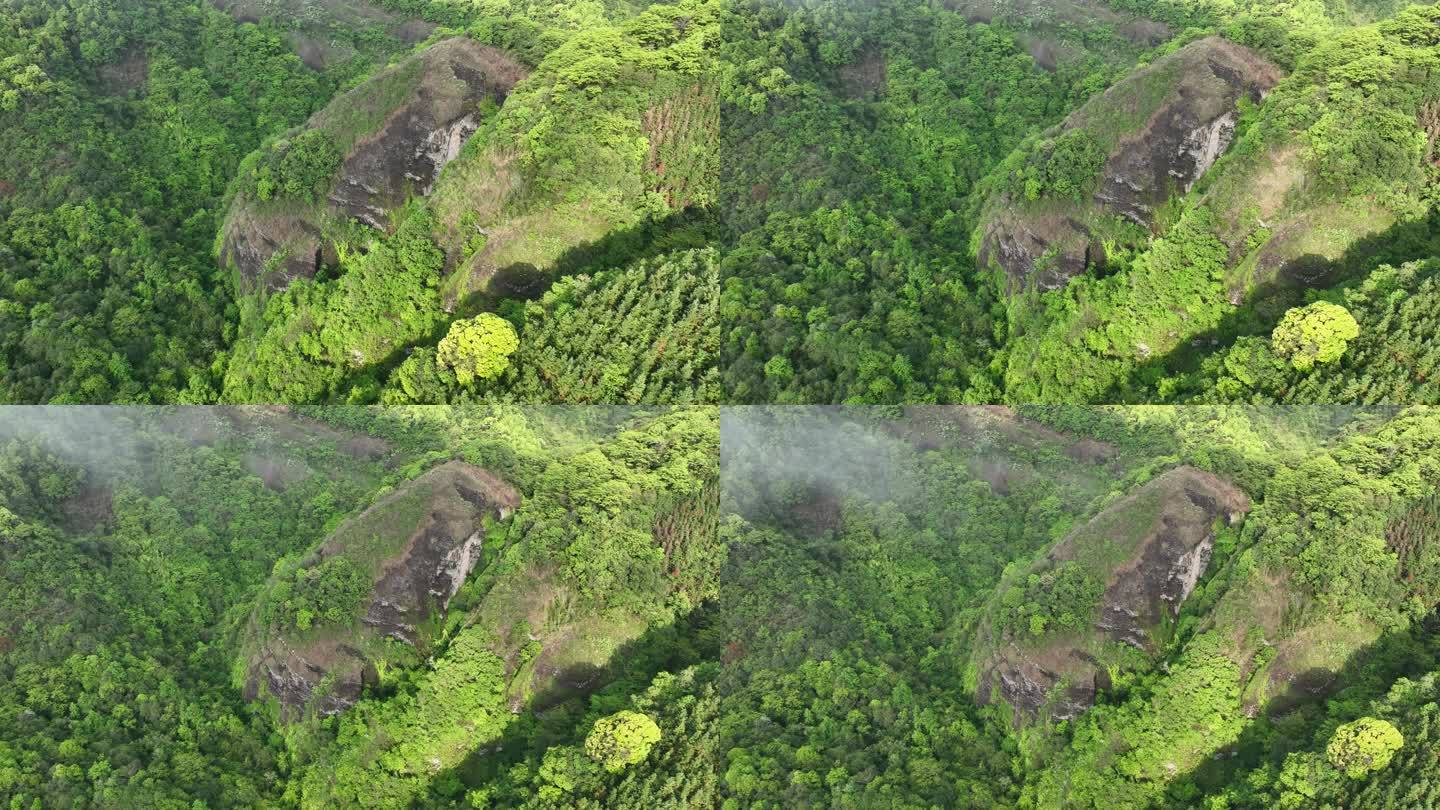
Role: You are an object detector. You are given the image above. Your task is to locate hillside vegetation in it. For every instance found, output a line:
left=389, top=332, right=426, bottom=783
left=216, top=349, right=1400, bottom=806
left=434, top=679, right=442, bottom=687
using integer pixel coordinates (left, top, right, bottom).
left=720, top=0, right=1440, bottom=405
left=561, top=405, right=1440, bottom=809
left=1001, top=4, right=1440, bottom=404
left=5, top=0, right=1440, bottom=404
left=14, top=406, right=1440, bottom=807
left=0, top=0, right=719, bottom=404
left=0, top=405, right=719, bottom=807
left=423, top=403, right=1440, bottom=808
left=219, top=0, right=722, bottom=405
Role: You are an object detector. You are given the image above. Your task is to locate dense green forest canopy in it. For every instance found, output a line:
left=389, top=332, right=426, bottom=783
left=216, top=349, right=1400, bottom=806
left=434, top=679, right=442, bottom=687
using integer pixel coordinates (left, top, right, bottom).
left=0, top=405, right=719, bottom=807
left=676, top=405, right=1440, bottom=809
left=5, top=0, right=1440, bottom=404
left=0, top=0, right=719, bottom=405
left=719, top=0, right=1440, bottom=405
left=12, top=405, right=1440, bottom=807
left=207, top=403, right=1440, bottom=809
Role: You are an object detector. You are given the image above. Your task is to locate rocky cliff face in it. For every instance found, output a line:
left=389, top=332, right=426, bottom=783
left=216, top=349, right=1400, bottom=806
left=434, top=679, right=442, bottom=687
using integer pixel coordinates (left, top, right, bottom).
left=243, top=461, right=520, bottom=718
left=219, top=208, right=331, bottom=290
left=359, top=471, right=514, bottom=646
left=975, top=466, right=1251, bottom=723
left=322, top=49, right=521, bottom=230
left=219, top=38, right=526, bottom=291
left=246, top=634, right=375, bottom=718
left=978, top=37, right=1282, bottom=291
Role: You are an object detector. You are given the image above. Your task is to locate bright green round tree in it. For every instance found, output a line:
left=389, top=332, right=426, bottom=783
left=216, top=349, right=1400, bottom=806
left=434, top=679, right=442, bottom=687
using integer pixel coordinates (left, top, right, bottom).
left=1271, top=301, right=1359, bottom=371
left=436, top=313, right=519, bottom=386
left=1326, top=717, right=1403, bottom=779
left=584, top=710, right=661, bottom=773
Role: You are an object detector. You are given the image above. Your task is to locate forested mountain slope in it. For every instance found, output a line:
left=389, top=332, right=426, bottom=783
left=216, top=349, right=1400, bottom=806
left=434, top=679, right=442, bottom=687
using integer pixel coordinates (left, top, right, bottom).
left=718, top=0, right=1109, bottom=403
left=221, top=0, right=722, bottom=405
left=574, top=405, right=1440, bottom=809
left=218, top=37, right=527, bottom=291
left=241, top=460, right=521, bottom=718
left=0, top=405, right=719, bottom=807
left=1002, top=4, right=1440, bottom=404
left=6, top=0, right=1440, bottom=405
left=976, top=36, right=1283, bottom=291
left=0, top=0, right=719, bottom=404
left=720, top=0, right=1440, bottom=405
left=13, top=407, right=1440, bottom=808
left=0, top=0, right=332, bottom=403
left=972, top=465, right=1252, bottom=725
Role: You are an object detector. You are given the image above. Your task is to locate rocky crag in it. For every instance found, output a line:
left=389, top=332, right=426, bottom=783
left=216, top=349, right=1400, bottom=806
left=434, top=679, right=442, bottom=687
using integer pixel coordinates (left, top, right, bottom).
left=978, top=37, right=1282, bottom=291
left=219, top=38, right=526, bottom=290
left=974, top=466, right=1251, bottom=723
left=243, top=461, right=520, bottom=718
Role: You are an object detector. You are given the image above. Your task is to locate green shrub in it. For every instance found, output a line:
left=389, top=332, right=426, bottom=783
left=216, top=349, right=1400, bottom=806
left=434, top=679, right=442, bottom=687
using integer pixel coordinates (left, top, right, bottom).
left=584, top=710, right=662, bottom=773
left=269, top=556, right=371, bottom=632
left=251, top=130, right=342, bottom=203
left=1020, top=130, right=1108, bottom=202
left=1328, top=717, right=1404, bottom=779
left=1271, top=301, right=1360, bottom=371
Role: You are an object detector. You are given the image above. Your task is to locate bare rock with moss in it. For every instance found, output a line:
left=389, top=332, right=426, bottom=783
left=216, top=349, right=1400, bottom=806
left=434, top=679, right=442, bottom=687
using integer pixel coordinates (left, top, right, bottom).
left=219, top=38, right=526, bottom=291
left=978, top=37, right=1282, bottom=291
left=241, top=460, right=520, bottom=719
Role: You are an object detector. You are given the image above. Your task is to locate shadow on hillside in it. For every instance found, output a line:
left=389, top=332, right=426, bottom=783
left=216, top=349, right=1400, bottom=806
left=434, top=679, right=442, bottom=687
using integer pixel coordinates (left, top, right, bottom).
left=1164, top=610, right=1440, bottom=804
left=462, top=204, right=717, bottom=309
left=332, top=205, right=716, bottom=398
left=1107, top=211, right=1440, bottom=401
left=433, top=601, right=720, bottom=797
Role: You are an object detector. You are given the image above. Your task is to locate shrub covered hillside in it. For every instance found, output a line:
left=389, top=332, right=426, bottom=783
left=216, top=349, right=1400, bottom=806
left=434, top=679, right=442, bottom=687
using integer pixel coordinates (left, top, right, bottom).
left=220, top=0, right=722, bottom=405
left=999, top=3, right=1440, bottom=404
left=7, top=0, right=1440, bottom=405
left=546, top=405, right=1440, bottom=809
left=720, top=0, right=1440, bottom=405
left=0, top=405, right=720, bottom=807
left=0, top=0, right=719, bottom=404
left=22, top=405, right=1440, bottom=807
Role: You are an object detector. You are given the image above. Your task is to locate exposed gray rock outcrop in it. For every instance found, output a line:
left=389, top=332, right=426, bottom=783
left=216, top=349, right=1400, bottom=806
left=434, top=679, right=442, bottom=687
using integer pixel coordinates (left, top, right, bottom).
left=975, top=466, right=1252, bottom=723
left=219, top=38, right=526, bottom=291
left=243, top=461, right=520, bottom=718
left=247, top=636, right=374, bottom=718
left=978, top=37, right=1282, bottom=291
